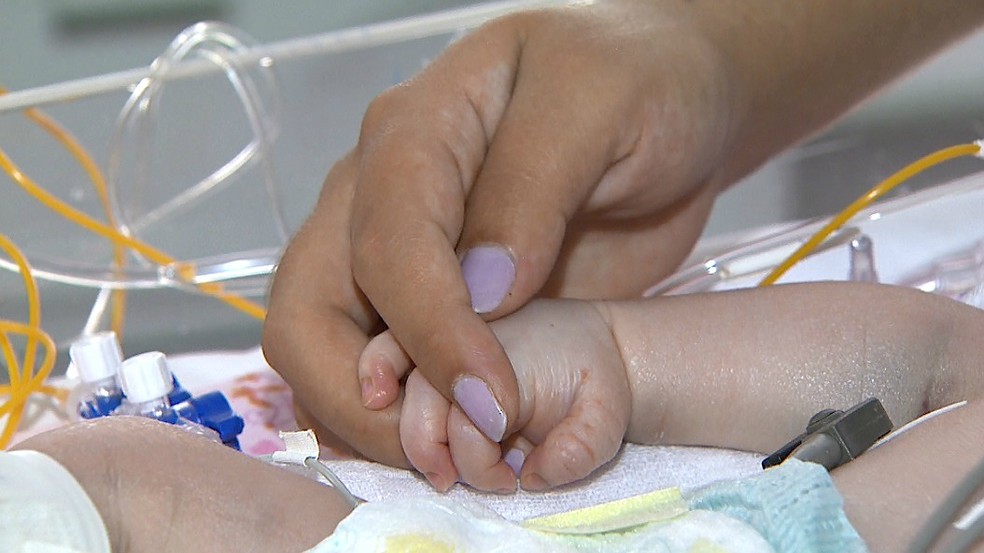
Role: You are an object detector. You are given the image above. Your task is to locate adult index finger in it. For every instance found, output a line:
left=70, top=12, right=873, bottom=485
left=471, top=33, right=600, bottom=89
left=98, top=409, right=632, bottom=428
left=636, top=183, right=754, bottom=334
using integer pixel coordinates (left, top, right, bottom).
left=348, top=20, right=527, bottom=443
left=264, top=154, right=407, bottom=466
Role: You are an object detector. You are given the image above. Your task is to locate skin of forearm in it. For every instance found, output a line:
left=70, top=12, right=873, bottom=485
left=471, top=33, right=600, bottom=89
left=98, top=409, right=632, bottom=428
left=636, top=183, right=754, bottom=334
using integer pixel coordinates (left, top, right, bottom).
left=603, top=282, right=984, bottom=453
left=15, top=417, right=353, bottom=553
left=656, top=0, right=984, bottom=187
left=834, top=398, right=984, bottom=552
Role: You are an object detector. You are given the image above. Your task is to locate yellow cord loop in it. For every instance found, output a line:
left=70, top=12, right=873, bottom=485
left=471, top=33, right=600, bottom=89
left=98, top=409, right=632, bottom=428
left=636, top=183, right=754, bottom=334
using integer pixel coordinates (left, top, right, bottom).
left=0, top=86, right=266, bottom=446
left=0, top=235, right=56, bottom=449
left=759, top=143, right=983, bottom=286
left=3, top=85, right=130, bottom=336
left=0, top=92, right=266, bottom=321
left=0, top=234, right=41, bottom=387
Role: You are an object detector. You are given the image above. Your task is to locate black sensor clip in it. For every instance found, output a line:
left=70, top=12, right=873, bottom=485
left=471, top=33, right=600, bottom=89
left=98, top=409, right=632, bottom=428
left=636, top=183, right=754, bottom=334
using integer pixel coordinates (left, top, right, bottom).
left=762, top=397, right=893, bottom=471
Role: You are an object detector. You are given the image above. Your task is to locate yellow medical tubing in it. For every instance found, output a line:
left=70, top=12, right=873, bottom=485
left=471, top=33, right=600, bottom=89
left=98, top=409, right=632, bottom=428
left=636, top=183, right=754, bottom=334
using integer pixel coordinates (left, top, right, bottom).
left=0, top=90, right=266, bottom=445
left=23, top=107, right=127, bottom=332
left=759, top=143, right=983, bottom=286
left=0, top=323, right=56, bottom=410
left=0, top=233, right=56, bottom=449
left=1, top=86, right=130, bottom=336
left=0, top=322, right=57, bottom=448
left=0, top=233, right=41, bottom=389
left=0, top=335, right=20, bottom=388
left=0, top=147, right=266, bottom=320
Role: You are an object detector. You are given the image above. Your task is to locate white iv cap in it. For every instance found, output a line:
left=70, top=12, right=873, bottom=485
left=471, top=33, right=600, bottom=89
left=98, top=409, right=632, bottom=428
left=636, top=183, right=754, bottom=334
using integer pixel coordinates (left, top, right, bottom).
left=69, top=331, right=124, bottom=384
left=119, top=351, right=174, bottom=403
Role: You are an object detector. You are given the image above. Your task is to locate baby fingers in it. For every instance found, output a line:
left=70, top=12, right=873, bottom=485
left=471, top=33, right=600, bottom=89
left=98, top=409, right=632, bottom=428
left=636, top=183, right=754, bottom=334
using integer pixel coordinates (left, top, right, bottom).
left=400, top=370, right=458, bottom=491
left=447, top=405, right=521, bottom=493
left=519, top=390, right=629, bottom=491
left=359, top=330, right=412, bottom=410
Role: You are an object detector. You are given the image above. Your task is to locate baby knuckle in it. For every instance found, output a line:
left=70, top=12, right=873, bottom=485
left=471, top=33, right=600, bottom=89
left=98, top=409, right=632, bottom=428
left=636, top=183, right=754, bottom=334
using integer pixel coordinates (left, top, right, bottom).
left=551, top=431, right=600, bottom=482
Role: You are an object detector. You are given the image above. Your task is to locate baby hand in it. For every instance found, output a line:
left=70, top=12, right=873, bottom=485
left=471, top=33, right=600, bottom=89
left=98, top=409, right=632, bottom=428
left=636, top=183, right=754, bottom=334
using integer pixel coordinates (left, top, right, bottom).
left=359, top=299, right=630, bottom=492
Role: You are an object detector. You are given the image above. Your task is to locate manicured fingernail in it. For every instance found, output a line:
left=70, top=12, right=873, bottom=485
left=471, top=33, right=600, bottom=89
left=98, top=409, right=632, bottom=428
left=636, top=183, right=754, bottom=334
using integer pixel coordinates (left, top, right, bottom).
left=452, top=376, right=507, bottom=442
left=360, top=377, right=374, bottom=406
left=504, top=448, right=525, bottom=476
left=461, top=246, right=515, bottom=314
left=523, top=472, right=548, bottom=492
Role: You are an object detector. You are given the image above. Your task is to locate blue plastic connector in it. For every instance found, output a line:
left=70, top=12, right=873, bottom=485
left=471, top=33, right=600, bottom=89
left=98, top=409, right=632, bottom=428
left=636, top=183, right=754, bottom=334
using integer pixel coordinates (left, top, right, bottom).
left=173, top=391, right=245, bottom=448
left=78, top=391, right=124, bottom=419
left=81, top=349, right=245, bottom=450
left=168, top=376, right=192, bottom=406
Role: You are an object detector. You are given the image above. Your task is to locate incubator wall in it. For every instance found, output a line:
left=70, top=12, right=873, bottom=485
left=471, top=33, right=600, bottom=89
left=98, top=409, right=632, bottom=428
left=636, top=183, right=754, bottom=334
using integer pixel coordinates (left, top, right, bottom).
left=1, top=2, right=983, bottom=369
left=651, top=173, right=984, bottom=302
left=0, top=1, right=492, bottom=363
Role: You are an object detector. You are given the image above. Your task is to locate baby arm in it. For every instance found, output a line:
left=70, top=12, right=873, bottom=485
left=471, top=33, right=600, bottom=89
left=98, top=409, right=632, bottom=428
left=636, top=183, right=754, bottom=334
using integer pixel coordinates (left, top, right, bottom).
left=13, top=416, right=354, bottom=553
left=375, top=281, right=984, bottom=492
left=834, top=397, right=984, bottom=552
left=611, top=281, right=984, bottom=452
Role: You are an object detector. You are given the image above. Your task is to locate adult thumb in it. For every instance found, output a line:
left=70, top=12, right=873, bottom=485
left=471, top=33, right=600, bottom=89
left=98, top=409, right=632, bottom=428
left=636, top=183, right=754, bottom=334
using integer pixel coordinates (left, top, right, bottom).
left=456, top=76, right=626, bottom=317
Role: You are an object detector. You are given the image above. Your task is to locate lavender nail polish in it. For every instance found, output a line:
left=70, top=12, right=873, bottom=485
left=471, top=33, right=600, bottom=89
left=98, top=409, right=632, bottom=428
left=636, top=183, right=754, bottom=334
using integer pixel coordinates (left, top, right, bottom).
left=452, top=376, right=507, bottom=442
left=504, top=448, right=525, bottom=476
left=461, top=246, right=515, bottom=314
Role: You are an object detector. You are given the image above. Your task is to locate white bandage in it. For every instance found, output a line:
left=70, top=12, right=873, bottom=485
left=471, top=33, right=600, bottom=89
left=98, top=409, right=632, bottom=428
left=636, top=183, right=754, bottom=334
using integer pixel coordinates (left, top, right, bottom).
left=0, top=450, right=111, bottom=553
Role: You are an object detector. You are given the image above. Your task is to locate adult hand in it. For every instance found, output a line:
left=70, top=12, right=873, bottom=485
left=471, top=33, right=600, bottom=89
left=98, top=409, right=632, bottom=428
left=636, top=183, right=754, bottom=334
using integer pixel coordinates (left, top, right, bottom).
left=264, top=0, right=984, bottom=465
left=263, top=0, right=739, bottom=466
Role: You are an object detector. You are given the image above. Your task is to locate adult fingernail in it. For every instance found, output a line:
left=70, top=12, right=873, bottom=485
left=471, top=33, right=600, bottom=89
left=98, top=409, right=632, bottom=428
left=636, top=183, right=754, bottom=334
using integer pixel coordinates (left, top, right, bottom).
left=461, top=246, right=515, bottom=314
left=504, top=448, right=525, bottom=476
left=452, top=376, right=507, bottom=442
left=523, top=472, right=548, bottom=492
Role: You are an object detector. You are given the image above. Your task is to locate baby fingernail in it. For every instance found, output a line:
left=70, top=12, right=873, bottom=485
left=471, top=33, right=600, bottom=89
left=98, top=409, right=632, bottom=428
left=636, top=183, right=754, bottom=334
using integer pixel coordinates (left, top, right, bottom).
left=523, top=472, right=548, bottom=492
left=461, top=246, right=515, bottom=314
left=362, top=355, right=396, bottom=408
left=504, top=448, right=525, bottom=476
left=452, top=376, right=507, bottom=442
left=495, top=484, right=518, bottom=494
left=425, top=472, right=452, bottom=492
left=360, top=377, right=374, bottom=406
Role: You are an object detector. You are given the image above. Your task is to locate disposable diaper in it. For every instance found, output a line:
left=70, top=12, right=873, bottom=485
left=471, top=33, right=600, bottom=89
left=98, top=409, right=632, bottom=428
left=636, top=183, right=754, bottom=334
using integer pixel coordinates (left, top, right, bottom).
left=309, top=459, right=867, bottom=553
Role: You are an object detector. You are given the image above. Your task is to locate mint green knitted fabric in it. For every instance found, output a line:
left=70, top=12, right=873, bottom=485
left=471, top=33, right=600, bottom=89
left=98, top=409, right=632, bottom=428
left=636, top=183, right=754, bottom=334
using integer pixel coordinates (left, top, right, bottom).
left=689, top=459, right=867, bottom=553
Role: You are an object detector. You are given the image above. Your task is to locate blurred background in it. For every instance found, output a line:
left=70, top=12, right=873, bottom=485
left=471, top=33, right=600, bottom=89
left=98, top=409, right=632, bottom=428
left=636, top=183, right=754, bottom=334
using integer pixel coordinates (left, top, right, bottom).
left=1, top=0, right=983, bottom=368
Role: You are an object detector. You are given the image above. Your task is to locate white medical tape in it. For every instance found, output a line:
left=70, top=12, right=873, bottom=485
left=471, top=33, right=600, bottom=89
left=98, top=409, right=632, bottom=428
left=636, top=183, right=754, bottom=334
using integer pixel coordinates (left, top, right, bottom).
left=271, top=429, right=321, bottom=465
